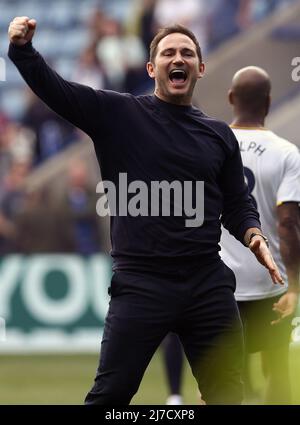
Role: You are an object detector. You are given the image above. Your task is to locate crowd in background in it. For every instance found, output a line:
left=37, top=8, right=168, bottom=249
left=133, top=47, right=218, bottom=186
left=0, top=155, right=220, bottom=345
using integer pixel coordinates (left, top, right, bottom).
left=0, top=0, right=295, bottom=255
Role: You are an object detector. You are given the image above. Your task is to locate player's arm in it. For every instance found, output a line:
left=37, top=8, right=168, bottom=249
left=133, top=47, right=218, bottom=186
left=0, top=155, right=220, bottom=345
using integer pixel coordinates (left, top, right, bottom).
left=8, top=17, right=101, bottom=136
left=271, top=202, right=300, bottom=324
left=0, top=213, right=16, bottom=239
left=277, top=202, right=300, bottom=292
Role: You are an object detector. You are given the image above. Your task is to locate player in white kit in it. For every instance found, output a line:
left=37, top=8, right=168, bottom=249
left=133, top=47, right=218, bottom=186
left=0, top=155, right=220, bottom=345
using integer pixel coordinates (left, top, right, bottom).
left=221, top=66, right=300, bottom=404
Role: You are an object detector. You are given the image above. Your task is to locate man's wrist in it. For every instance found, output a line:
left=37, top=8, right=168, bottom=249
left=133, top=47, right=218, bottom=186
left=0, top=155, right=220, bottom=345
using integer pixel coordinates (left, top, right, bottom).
left=244, top=227, right=262, bottom=246
left=248, top=232, right=269, bottom=248
left=9, top=40, right=33, bottom=52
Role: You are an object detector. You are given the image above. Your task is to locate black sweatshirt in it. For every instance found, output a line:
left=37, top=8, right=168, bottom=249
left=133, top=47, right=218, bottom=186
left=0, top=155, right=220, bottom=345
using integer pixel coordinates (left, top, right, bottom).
left=8, top=42, right=261, bottom=272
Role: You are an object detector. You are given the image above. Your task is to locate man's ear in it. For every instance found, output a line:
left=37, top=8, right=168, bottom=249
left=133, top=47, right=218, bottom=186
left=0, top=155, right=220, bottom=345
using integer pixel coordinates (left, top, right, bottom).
left=265, top=94, right=271, bottom=116
left=198, top=62, right=205, bottom=79
left=147, top=62, right=155, bottom=79
left=228, top=89, right=234, bottom=105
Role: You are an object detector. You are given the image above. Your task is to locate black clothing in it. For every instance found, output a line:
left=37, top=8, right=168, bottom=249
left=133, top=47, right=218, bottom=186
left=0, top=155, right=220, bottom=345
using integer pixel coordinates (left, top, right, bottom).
left=162, top=333, right=184, bottom=396
left=8, top=42, right=260, bottom=273
left=85, top=262, right=244, bottom=405
left=8, top=41, right=260, bottom=405
left=238, top=294, right=292, bottom=353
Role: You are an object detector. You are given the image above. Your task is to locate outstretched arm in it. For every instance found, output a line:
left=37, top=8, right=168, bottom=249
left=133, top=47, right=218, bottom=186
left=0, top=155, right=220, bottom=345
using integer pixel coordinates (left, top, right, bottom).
left=277, top=202, right=300, bottom=292
left=8, top=17, right=102, bottom=136
left=271, top=202, right=300, bottom=324
left=243, top=228, right=284, bottom=285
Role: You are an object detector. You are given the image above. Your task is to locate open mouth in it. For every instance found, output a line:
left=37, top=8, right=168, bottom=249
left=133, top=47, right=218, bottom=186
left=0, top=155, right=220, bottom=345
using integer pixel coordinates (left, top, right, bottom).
left=169, top=69, right=188, bottom=84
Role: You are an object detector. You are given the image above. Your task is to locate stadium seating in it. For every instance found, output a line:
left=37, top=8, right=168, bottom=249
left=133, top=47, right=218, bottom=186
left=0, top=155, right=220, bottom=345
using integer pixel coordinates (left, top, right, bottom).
left=192, top=0, right=300, bottom=150
left=0, top=0, right=131, bottom=119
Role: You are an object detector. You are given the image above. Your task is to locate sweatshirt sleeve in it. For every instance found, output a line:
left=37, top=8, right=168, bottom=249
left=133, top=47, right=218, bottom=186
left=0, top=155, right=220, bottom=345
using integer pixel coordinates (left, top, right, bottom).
left=8, top=42, right=103, bottom=137
left=220, top=127, right=261, bottom=244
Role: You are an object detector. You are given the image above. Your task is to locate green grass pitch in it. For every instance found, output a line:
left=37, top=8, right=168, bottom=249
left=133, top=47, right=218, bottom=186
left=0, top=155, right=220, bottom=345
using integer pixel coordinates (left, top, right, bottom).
left=0, top=345, right=300, bottom=404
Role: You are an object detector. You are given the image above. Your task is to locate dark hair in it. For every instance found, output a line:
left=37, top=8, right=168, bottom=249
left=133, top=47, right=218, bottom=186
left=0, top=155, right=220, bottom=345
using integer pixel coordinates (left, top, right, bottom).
left=149, top=24, right=203, bottom=64
left=234, top=81, right=271, bottom=114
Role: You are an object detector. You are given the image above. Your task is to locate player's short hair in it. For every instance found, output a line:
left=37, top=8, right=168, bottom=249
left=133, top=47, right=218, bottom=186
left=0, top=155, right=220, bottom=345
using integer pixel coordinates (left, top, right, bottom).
left=235, top=81, right=271, bottom=114
left=149, top=24, right=203, bottom=64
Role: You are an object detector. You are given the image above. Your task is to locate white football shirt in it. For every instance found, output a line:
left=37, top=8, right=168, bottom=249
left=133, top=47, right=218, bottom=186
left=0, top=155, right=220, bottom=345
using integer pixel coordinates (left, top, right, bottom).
left=220, top=127, right=300, bottom=301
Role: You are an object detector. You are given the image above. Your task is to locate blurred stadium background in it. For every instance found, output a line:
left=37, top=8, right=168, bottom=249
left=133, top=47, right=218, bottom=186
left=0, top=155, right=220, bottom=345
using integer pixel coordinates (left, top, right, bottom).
left=0, top=0, right=300, bottom=405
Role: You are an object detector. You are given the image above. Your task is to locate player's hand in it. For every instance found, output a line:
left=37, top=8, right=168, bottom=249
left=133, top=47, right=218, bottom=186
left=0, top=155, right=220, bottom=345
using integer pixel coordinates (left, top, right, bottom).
left=271, top=291, right=298, bottom=325
left=249, top=237, right=284, bottom=285
left=8, top=16, right=36, bottom=46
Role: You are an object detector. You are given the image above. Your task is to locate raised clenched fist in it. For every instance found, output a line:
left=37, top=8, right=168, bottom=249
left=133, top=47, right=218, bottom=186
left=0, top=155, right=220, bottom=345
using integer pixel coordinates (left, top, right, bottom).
left=8, top=16, right=36, bottom=46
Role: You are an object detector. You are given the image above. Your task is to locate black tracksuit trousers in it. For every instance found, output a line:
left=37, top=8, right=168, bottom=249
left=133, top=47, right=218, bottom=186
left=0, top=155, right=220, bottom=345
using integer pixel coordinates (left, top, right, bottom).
left=85, top=259, right=244, bottom=405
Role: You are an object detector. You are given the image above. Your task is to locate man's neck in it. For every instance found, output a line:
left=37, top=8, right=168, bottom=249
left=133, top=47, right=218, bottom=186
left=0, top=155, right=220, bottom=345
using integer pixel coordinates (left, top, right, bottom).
left=231, top=114, right=265, bottom=128
left=154, top=90, right=192, bottom=106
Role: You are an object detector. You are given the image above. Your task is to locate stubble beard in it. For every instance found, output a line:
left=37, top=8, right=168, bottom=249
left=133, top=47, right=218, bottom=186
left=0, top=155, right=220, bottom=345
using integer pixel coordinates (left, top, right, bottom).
left=155, top=80, right=194, bottom=106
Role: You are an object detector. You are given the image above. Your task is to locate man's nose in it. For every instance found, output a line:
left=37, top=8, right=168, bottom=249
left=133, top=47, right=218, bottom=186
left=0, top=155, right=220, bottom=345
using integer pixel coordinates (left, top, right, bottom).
left=173, top=53, right=184, bottom=65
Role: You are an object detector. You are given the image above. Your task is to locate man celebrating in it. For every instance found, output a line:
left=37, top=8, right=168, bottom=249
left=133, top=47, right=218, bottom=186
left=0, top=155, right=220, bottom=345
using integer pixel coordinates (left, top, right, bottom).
left=8, top=18, right=283, bottom=405
left=221, top=66, right=300, bottom=404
